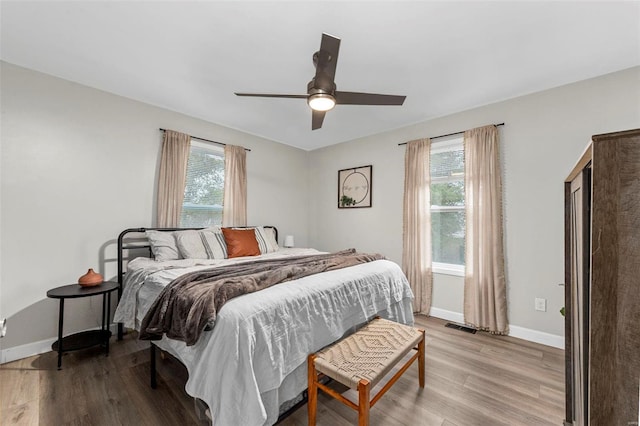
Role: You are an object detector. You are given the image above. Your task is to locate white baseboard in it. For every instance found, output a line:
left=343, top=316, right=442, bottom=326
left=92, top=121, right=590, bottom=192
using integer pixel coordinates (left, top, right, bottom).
left=508, top=325, right=564, bottom=349
left=429, top=307, right=465, bottom=324
left=0, top=336, right=57, bottom=364
left=0, top=324, right=119, bottom=365
left=429, top=307, right=564, bottom=349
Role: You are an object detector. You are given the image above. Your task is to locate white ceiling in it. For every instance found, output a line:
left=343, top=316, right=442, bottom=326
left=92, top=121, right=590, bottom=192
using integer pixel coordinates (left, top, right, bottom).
left=2, top=1, right=639, bottom=150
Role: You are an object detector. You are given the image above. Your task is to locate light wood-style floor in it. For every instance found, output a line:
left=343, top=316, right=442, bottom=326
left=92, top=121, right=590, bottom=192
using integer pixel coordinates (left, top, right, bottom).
left=0, top=316, right=565, bottom=425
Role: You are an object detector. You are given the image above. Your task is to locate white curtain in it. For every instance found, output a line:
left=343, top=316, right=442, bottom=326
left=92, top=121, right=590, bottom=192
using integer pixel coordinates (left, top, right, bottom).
left=402, top=138, right=433, bottom=315
left=222, top=145, right=247, bottom=227
left=463, top=125, right=508, bottom=334
left=157, top=130, right=190, bottom=228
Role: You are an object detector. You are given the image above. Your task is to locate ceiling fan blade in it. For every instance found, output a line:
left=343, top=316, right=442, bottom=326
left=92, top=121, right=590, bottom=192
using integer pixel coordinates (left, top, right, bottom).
left=334, top=91, right=406, bottom=106
left=235, top=93, right=308, bottom=99
left=315, top=33, right=341, bottom=83
left=312, top=110, right=326, bottom=130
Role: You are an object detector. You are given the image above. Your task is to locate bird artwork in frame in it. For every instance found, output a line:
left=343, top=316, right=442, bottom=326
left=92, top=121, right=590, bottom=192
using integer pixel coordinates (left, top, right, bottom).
left=338, top=165, right=372, bottom=208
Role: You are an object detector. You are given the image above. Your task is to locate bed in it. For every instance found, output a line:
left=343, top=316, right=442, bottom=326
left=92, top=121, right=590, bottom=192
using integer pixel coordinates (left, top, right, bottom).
left=113, top=226, right=414, bottom=426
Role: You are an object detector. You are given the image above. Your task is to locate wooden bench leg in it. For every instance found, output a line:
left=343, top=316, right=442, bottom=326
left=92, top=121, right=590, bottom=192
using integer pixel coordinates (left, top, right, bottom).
left=418, top=329, right=425, bottom=388
left=308, top=354, right=318, bottom=426
left=358, top=379, right=370, bottom=426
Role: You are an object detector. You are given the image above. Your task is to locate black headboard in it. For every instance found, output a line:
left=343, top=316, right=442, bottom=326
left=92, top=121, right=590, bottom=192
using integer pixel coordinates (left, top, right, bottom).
left=115, top=225, right=278, bottom=340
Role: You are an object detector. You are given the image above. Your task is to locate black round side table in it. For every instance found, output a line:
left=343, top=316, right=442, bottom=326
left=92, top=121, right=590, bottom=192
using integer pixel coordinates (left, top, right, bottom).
left=46, top=281, right=119, bottom=369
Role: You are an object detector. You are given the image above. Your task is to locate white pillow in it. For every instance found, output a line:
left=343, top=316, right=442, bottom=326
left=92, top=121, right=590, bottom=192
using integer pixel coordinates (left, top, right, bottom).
left=175, top=230, right=208, bottom=259
left=255, top=226, right=279, bottom=254
left=145, top=230, right=181, bottom=262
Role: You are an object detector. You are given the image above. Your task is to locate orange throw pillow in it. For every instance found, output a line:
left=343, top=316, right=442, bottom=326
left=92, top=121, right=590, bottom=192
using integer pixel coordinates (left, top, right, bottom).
left=222, top=228, right=261, bottom=258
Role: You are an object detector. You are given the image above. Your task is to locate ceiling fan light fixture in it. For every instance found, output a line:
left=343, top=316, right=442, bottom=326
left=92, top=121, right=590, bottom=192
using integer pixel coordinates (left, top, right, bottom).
left=307, top=93, right=336, bottom=111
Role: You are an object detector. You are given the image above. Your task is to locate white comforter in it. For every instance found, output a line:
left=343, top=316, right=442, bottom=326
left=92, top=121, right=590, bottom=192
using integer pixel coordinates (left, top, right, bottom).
left=113, top=248, right=414, bottom=426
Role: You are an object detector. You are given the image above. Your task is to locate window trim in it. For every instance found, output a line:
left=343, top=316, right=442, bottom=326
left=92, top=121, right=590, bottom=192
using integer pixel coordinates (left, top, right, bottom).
left=433, top=262, right=465, bottom=277
left=431, top=205, right=464, bottom=213
left=190, top=139, right=224, bottom=153
left=431, top=137, right=463, bottom=154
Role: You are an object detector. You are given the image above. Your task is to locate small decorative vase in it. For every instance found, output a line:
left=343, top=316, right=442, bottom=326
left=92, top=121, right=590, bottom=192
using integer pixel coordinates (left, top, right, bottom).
left=78, top=268, right=103, bottom=287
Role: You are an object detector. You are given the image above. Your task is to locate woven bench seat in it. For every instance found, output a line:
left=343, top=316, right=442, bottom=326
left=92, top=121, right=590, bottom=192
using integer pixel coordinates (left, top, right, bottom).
left=308, top=317, right=425, bottom=426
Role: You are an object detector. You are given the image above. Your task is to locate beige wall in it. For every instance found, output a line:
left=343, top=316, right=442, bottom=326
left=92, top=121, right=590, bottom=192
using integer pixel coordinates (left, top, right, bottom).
left=0, top=62, right=309, bottom=350
left=308, top=66, right=640, bottom=337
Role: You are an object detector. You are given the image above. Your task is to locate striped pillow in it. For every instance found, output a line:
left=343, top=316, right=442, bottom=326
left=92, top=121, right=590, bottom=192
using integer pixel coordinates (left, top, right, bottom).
left=200, top=229, right=228, bottom=259
left=254, top=226, right=279, bottom=254
left=175, top=229, right=228, bottom=260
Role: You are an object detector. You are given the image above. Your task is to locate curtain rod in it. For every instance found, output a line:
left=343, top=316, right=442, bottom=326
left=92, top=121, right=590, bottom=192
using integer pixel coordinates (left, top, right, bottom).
left=159, top=128, right=251, bottom=152
left=397, top=123, right=505, bottom=146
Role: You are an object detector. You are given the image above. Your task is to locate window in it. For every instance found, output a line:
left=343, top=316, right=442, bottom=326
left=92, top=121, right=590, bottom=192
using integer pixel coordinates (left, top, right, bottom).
left=180, top=141, right=224, bottom=227
left=431, top=137, right=465, bottom=276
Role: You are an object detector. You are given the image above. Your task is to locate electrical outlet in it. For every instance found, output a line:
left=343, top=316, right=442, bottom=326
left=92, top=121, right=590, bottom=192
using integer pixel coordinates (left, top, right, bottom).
left=535, top=298, right=547, bottom=312
left=0, top=318, right=6, bottom=337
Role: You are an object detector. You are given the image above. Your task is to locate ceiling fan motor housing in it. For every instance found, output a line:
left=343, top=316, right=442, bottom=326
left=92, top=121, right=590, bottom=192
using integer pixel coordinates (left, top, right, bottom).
left=308, top=77, right=336, bottom=96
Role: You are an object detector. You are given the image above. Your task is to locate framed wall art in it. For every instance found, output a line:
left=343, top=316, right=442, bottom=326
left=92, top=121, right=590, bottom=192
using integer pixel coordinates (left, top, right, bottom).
left=338, top=165, right=372, bottom=208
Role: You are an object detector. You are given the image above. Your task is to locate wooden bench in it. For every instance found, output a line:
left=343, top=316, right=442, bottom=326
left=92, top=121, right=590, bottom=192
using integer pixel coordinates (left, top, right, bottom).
left=307, top=317, right=425, bottom=426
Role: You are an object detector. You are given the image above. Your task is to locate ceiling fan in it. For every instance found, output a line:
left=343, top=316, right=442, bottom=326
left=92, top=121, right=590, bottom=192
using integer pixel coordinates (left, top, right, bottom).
left=235, top=33, right=406, bottom=130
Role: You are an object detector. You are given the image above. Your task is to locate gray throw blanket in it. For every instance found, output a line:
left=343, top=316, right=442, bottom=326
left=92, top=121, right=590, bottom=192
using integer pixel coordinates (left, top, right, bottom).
left=139, top=249, right=384, bottom=345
